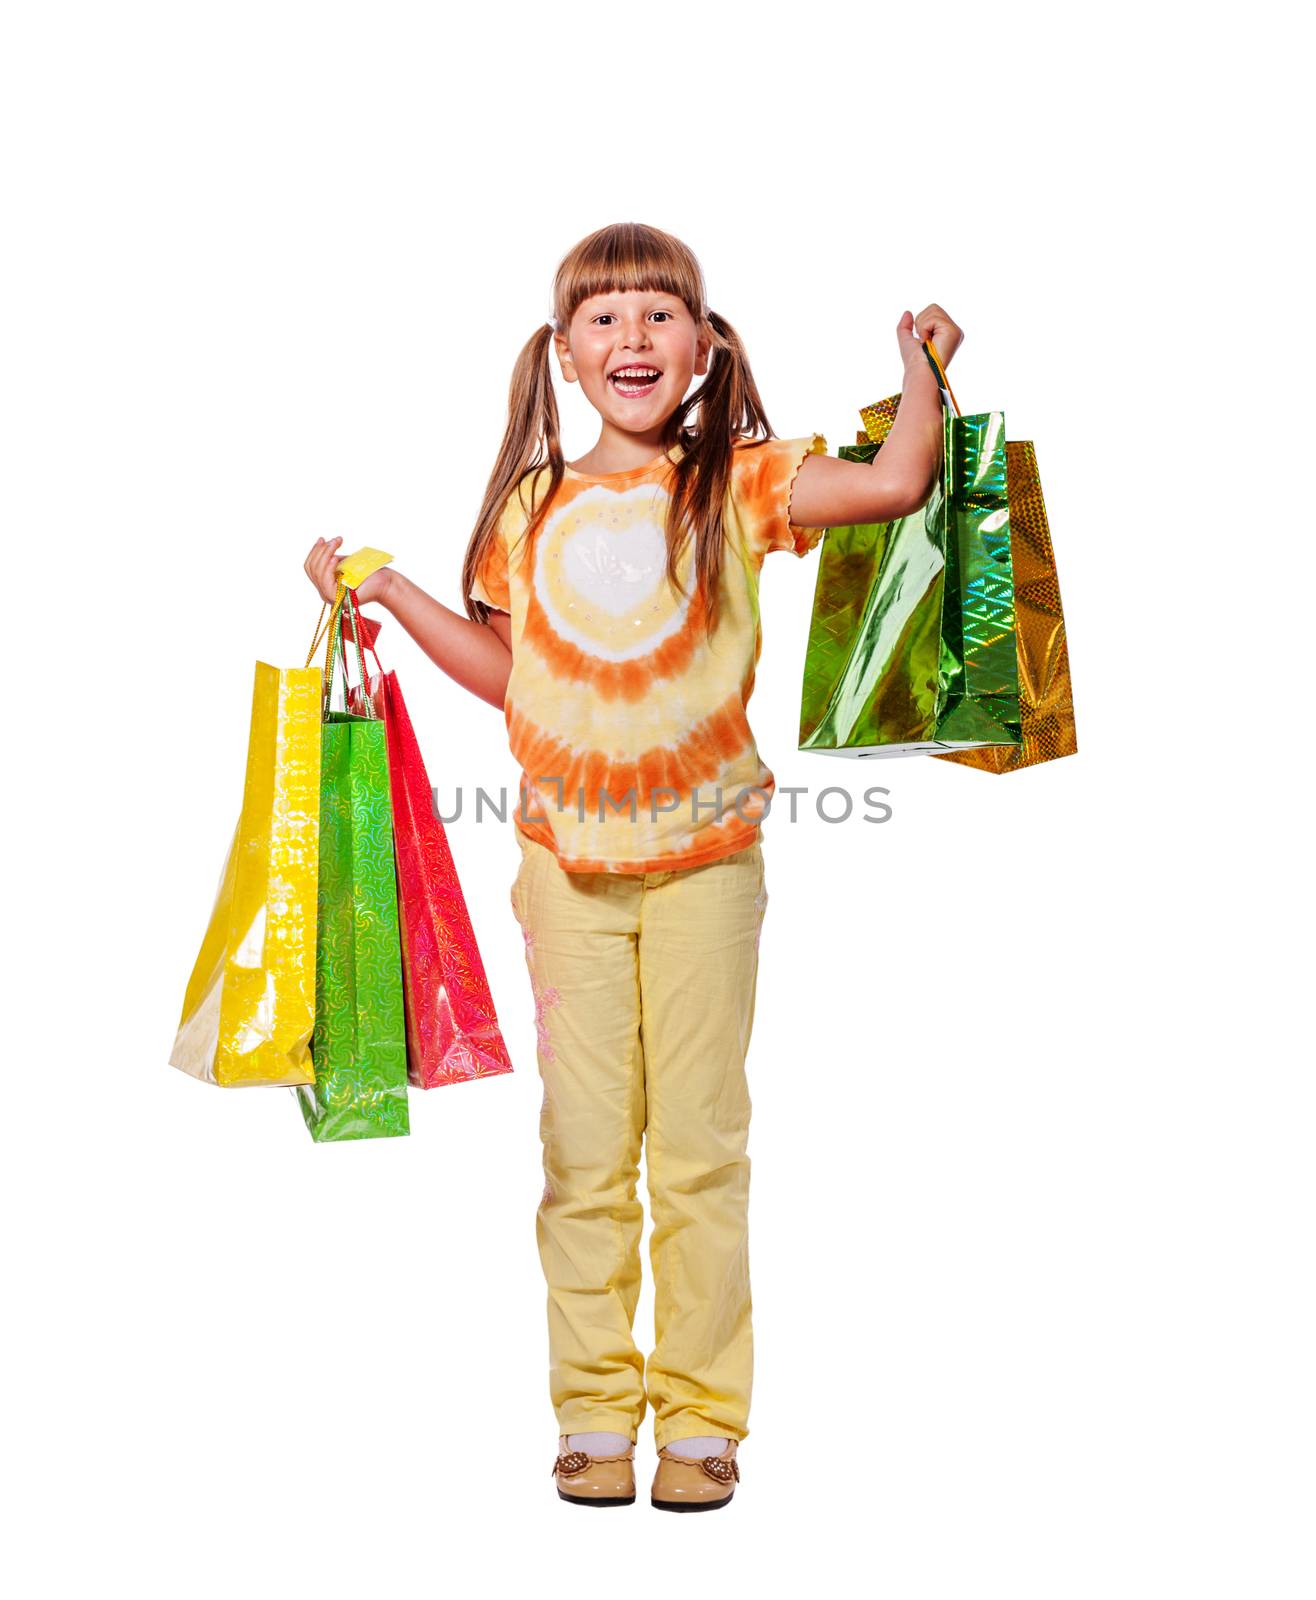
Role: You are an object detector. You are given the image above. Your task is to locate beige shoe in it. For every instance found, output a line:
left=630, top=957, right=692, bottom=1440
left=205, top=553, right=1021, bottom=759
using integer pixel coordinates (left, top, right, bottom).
left=552, top=1435, right=636, bottom=1506
left=650, top=1438, right=740, bottom=1512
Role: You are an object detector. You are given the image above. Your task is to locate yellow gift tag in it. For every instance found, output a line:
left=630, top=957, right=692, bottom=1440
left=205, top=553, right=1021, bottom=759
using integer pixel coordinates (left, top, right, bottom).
left=336, top=545, right=394, bottom=590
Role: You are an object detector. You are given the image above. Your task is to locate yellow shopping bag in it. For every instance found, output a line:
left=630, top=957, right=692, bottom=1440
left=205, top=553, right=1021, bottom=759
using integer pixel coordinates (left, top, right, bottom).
left=169, top=661, right=323, bottom=1086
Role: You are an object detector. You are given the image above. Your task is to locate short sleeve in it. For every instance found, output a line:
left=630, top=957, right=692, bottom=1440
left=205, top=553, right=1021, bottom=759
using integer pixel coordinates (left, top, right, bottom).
left=469, top=470, right=553, bottom=612
left=731, top=433, right=829, bottom=558
left=468, top=515, right=510, bottom=612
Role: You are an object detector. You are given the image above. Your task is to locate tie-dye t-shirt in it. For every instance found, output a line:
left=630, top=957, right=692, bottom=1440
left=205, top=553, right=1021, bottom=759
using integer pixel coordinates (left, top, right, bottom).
left=468, top=433, right=828, bottom=874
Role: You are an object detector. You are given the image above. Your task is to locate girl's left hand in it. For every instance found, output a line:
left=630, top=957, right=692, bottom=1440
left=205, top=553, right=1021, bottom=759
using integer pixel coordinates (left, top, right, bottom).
left=910, top=303, right=963, bottom=368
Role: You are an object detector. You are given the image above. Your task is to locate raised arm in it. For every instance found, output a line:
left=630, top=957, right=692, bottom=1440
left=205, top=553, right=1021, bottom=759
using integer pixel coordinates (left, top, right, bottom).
left=786, top=305, right=963, bottom=529
left=304, top=539, right=513, bottom=711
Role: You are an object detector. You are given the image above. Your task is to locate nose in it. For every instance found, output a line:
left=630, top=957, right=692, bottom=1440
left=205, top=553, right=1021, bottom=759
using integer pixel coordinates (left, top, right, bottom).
left=619, top=317, right=651, bottom=350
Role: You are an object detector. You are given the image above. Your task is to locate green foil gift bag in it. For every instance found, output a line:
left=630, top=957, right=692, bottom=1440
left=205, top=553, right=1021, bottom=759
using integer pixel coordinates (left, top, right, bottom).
left=296, top=593, right=410, bottom=1143
left=933, top=432, right=1078, bottom=773
left=799, top=349, right=1022, bottom=758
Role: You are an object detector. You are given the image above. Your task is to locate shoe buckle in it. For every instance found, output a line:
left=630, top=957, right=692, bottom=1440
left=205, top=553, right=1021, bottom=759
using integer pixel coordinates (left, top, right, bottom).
left=553, top=1449, right=591, bottom=1478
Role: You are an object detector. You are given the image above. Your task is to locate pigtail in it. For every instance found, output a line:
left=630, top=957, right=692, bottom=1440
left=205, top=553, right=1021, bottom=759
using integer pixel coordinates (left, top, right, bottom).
left=664, top=308, right=778, bottom=639
left=462, top=323, right=567, bottom=622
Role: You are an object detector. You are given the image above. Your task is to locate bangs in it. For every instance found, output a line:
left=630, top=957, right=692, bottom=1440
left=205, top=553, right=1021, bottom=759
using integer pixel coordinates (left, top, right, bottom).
left=554, top=222, right=706, bottom=325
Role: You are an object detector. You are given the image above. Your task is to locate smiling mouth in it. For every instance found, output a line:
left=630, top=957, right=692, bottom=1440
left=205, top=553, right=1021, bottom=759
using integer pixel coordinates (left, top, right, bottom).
left=608, top=367, right=663, bottom=398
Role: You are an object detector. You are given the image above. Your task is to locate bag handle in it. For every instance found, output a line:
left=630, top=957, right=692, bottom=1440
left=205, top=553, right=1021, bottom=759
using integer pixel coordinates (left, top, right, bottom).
left=306, top=591, right=343, bottom=669
left=306, top=589, right=344, bottom=718
left=326, top=592, right=353, bottom=718
left=339, top=586, right=375, bottom=718
left=345, top=587, right=385, bottom=681
left=921, top=338, right=961, bottom=418
left=305, top=584, right=376, bottom=720
left=334, top=586, right=376, bottom=720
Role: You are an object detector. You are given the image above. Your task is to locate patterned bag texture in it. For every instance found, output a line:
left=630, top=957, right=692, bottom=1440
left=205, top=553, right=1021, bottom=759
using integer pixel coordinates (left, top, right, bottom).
left=169, top=660, right=321, bottom=1087
left=344, top=592, right=515, bottom=1089
left=933, top=432, right=1077, bottom=772
left=296, top=598, right=410, bottom=1142
left=799, top=344, right=1023, bottom=758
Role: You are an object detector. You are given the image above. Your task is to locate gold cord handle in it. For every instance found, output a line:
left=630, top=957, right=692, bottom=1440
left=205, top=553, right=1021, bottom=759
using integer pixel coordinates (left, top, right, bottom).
left=922, top=337, right=961, bottom=418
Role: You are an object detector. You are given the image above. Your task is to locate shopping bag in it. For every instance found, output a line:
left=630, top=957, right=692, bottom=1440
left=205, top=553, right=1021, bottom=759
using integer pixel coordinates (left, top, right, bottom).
left=296, top=591, right=410, bottom=1142
left=342, top=590, right=515, bottom=1089
left=169, top=661, right=321, bottom=1087
left=934, top=434, right=1077, bottom=771
left=798, top=342, right=1023, bottom=757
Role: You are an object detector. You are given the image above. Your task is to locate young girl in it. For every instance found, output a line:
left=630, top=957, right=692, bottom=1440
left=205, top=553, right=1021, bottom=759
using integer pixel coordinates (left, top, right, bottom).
left=304, top=221, right=960, bottom=1512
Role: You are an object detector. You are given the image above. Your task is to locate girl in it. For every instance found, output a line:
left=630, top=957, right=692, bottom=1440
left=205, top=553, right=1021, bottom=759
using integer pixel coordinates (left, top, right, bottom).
left=304, top=221, right=960, bottom=1512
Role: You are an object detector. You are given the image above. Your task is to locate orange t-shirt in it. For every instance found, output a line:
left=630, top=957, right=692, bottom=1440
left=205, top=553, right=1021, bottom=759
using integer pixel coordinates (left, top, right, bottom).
left=468, top=433, right=828, bottom=873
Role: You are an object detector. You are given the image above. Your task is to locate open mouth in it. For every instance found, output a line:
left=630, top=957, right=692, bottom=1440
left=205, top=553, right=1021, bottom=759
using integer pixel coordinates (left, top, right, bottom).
left=608, top=366, right=663, bottom=398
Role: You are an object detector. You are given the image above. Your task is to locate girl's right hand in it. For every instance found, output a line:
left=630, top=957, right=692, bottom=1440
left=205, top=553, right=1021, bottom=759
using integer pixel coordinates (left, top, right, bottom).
left=303, top=536, right=392, bottom=605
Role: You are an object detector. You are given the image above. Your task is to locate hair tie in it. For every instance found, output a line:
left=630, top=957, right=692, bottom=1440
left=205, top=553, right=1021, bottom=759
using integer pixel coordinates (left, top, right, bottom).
left=546, top=316, right=558, bottom=333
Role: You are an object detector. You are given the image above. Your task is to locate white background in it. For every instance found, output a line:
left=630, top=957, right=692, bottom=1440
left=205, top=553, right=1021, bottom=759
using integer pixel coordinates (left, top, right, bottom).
left=4, top=2, right=1310, bottom=1595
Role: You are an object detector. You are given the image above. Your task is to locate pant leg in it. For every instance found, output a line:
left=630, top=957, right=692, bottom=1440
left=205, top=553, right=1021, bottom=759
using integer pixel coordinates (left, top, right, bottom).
left=637, top=840, right=768, bottom=1449
left=510, top=830, right=649, bottom=1442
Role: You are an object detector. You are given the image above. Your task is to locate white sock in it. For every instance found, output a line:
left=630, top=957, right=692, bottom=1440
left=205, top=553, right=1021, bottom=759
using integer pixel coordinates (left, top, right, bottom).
left=566, top=1431, right=630, bottom=1455
left=665, top=1435, right=729, bottom=1459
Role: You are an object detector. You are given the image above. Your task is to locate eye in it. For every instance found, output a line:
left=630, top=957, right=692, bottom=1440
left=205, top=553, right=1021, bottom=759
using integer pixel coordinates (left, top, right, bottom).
left=591, top=309, right=676, bottom=326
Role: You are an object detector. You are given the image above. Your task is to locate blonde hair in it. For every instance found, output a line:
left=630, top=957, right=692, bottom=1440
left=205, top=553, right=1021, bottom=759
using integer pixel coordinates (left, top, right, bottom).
left=462, top=221, right=779, bottom=639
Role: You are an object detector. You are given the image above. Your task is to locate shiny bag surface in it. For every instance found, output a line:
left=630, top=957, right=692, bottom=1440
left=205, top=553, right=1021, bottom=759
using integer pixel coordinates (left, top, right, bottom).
left=296, top=597, right=410, bottom=1141
left=934, top=434, right=1077, bottom=771
left=799, top=346, right=1023, bottom=758
left=344, top=593, right=514, bottom=1089
left=169, top=662, right=321, bottom=1087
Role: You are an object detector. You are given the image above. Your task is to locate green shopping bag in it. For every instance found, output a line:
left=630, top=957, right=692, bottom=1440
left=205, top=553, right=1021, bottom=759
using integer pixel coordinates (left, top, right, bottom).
left=296, top=592, right=409, bottom=1143
left=798, top=343, right=1022, bottom=757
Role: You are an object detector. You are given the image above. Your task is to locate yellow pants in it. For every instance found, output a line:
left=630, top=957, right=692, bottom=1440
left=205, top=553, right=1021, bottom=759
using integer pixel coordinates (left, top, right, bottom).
left=509, top=825, right=768, bottom=1449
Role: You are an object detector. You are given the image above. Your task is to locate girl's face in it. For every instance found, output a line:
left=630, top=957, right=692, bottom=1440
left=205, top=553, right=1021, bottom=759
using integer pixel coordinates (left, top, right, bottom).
left=554, top=289, right=710, bottom=435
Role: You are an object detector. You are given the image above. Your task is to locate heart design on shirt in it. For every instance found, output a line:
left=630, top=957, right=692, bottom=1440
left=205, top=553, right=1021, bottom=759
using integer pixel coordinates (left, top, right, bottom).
left=533, top=482, right=693, bottom=662
left=563, top=522, right=666, bottom=617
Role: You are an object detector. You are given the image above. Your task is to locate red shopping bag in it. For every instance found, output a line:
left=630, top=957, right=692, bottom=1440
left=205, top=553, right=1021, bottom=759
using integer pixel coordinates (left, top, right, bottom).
left=339, top=591, right=514, bottom=1089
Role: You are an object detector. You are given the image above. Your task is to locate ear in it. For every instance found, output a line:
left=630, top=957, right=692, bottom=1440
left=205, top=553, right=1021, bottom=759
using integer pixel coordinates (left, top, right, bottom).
left=552, top=331, right=577, bottom=384
left=693, top=326, right=713, bottom=378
